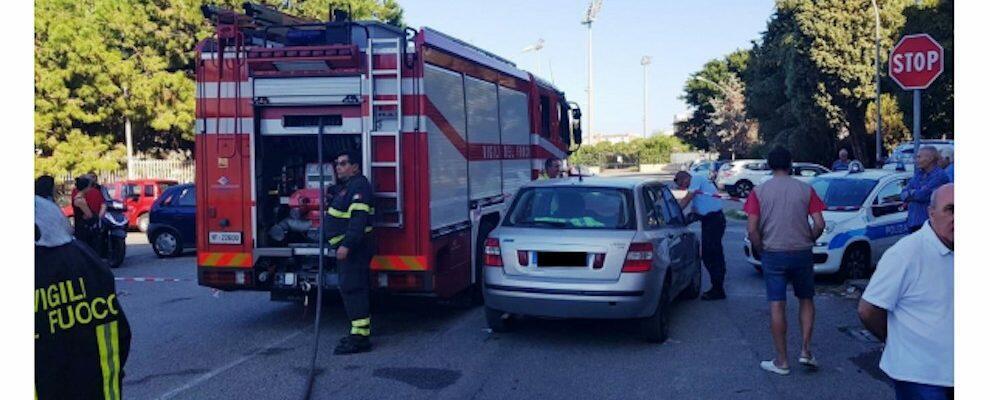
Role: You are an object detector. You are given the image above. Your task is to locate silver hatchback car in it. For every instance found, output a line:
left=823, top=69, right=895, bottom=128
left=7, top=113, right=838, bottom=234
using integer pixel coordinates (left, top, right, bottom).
left=483, top=177, right=702, bottom=343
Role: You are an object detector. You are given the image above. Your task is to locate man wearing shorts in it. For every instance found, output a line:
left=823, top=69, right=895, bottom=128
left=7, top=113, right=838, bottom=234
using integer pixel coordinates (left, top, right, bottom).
left=744, top=146, right=826, bottom=375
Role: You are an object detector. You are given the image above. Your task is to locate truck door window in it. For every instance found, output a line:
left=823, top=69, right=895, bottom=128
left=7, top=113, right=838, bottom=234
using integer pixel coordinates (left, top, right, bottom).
left=539, top=95, right=551, bottom=138
left=558, top=101, right=570, bottom=145
left=144, top=185, right=155, bottom=197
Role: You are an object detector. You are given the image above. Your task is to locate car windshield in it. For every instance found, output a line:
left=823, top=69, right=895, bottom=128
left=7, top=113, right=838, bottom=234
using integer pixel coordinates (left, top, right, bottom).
left=504, top=187, right=635, bottom=230
left=810, top=178, right=878, bottom=210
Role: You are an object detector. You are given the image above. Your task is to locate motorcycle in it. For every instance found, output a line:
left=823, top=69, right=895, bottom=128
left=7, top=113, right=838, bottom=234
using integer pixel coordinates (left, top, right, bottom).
left=99, top=196, right=129, bottom=268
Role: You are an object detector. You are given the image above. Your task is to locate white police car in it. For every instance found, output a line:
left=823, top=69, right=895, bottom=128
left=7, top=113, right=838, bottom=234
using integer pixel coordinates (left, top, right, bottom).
left=743, top=163, right=913, bottom=279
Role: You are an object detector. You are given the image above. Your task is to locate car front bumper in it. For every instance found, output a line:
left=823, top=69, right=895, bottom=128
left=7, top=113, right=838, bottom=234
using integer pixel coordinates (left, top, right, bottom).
left=742, top=240, right=840, bottom=275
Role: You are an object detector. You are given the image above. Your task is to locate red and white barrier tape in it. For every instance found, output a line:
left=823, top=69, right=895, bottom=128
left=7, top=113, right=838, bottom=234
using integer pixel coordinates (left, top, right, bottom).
left=692, top=190, right=745, bottom=203
left=114, top=277, right=187, bottom=283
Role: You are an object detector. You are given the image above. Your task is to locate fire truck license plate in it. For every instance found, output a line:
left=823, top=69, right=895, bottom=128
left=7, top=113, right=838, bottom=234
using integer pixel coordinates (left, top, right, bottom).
left=209, top=232, right=242, bottom=245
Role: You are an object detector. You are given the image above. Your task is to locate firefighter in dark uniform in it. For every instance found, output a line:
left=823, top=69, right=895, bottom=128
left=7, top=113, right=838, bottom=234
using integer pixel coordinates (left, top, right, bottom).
left=35, top=195, right=132, bottom=400
left=325, top=150, right=376, bottom=355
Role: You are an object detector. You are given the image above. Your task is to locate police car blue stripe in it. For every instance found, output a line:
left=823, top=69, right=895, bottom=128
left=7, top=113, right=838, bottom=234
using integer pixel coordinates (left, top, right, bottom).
left=827, top=221, right=910, bottom=250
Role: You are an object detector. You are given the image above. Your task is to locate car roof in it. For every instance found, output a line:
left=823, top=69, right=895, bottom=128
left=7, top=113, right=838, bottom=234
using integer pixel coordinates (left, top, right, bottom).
left=163, top=183, right=194, bottom=192
left=522, top=176, right=657, bottom=190
left=793, top=162, right=826, bottom=168
left=816, top=169, right=910, bottom=180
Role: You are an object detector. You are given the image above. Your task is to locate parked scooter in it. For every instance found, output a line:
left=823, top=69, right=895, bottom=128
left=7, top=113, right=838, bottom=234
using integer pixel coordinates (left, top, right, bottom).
left=99, top=192, right=129, bottom=268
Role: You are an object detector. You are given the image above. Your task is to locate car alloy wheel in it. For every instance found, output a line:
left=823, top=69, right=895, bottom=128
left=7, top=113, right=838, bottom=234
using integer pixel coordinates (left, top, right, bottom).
left=841, top=245, right=871, bottom=280
left=736, top=180, right=754, bottom=198
left=153, top=231, right=180, bottom=257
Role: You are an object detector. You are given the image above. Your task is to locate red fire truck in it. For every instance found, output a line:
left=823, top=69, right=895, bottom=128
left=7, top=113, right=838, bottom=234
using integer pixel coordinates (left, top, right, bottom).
left=195, top=3, right=582, bottom=301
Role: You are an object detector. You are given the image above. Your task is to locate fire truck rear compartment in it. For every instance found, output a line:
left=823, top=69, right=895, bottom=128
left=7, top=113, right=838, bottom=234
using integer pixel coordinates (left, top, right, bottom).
left=255, top=133, right=362, bottom=249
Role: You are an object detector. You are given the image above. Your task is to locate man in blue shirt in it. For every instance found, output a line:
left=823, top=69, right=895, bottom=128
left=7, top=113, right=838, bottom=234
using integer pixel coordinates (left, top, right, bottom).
left=832, top=149, right=851, bottom=171
left=676, top=171, right=726, bottom=300
left=901, top=146, right=950, bottom=232
left=938, top=148, right=954, bottom=183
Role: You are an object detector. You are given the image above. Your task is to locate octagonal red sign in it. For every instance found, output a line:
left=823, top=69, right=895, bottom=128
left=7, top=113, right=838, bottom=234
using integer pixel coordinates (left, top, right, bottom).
left=889, top=33, right=944, bottom=90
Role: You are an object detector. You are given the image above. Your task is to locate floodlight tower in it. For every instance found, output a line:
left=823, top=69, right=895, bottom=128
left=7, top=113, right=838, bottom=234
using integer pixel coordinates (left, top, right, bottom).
left=522, top=38, right=545, bottom=77
left=582, top=0, right=603, bottom=143
left=641, top=56, right=651, bottom=138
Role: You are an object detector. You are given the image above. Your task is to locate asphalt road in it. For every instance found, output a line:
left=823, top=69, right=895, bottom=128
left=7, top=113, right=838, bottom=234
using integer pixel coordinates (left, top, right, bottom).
left=115, top=178, right=893, bottom=400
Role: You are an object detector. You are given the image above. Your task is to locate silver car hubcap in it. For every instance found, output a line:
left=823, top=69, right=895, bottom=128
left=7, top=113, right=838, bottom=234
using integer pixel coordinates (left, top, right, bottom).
left=156, top=233, right=177, bottom=255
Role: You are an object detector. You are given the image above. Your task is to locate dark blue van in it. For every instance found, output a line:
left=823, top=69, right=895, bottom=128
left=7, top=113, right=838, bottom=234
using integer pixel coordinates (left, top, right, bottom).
left=147, top=184, right=196, bottom=257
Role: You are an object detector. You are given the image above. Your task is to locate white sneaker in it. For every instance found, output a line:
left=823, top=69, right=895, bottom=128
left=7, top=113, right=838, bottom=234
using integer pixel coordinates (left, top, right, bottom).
left=760, top=360, right=791, bottom=375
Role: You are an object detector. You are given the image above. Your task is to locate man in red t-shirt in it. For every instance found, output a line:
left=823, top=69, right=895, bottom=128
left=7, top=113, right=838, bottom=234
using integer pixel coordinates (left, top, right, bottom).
left=71, top=175, right=106, bottom=250
left=744, top=146, right=826, bottom=376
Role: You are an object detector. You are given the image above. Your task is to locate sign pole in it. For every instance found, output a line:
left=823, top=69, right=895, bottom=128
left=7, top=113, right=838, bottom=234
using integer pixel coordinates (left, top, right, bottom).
left=913, top=89, right=921, bottom=169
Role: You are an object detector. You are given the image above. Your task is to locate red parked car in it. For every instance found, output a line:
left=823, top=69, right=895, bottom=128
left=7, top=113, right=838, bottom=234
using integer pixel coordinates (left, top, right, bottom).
left=62, top=179, right=178, bottom=232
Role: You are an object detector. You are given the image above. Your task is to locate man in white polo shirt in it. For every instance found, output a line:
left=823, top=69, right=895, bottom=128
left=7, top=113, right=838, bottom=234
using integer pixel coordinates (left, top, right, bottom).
left=859, top=184, right=953, bottom=400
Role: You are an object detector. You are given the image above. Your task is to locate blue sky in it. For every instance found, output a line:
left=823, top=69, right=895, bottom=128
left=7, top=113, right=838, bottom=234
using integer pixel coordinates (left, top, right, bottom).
left=401, top=0, right=774, bottom=137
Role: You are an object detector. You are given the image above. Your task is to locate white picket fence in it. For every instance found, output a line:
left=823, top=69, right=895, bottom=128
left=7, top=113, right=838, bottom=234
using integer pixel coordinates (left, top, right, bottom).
left=56, top=159, right=195, bottom=185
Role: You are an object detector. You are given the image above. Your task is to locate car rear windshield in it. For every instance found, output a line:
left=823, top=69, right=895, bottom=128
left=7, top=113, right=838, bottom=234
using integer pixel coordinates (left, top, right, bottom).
left=810, top=178, right=878, bottom=210
left=503, top=187, right=635, bottom=230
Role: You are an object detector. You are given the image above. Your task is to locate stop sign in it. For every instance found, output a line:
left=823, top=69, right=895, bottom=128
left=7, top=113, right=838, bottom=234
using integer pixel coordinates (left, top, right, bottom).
left=889, top=33, right=944, bottom=90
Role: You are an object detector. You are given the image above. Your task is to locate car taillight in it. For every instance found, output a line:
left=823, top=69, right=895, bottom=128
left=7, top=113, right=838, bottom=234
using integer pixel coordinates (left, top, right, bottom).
left=622, top=242, right=654, bottom=273
left=484, top=238, right=502, bottom=267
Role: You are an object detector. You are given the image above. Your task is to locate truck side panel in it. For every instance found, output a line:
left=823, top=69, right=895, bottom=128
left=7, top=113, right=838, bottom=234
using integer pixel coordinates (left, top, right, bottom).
left=195, top=49, right=256, bottom=285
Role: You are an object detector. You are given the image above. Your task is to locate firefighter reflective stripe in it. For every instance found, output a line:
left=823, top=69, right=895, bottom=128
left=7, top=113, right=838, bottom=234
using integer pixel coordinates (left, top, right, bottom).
left=96, top=321, right=120, bottom=400
left=327, top=203, right=375, bottom=219
left=198, top=252, right=252, bottom=267
left=533, top=217, right=605, bottom=228
left=328, top=227, right=373, bottom=246
left=371, top=255, right=428, bottom=271
left=349, top=203, right=371, bottom=213
left=350, top=317, right=371, bottom=336
left=538, top=172, right=549, bottom=180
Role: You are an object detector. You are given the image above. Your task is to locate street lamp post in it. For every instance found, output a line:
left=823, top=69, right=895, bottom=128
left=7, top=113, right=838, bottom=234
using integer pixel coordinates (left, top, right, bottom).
left=521, top=38, right=545, bottom=77
left=641, top=56, right=651, bottom=138
left=582, top=0, right=603, bottom=143
left=872, top=0, right=882, bottom=167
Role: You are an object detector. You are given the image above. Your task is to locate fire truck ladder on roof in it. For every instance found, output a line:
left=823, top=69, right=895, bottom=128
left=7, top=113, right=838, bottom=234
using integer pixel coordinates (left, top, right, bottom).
left=367, top=37, right=403, bottom=228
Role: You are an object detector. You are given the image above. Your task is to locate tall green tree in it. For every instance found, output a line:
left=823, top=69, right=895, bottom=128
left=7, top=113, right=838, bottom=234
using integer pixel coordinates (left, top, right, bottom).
left=895, top=0, right=953, bottom=139
left=704, top=75, right=759, bottom=159
left=866, top=93, right=911, bottom=152
left=35, top=0, right=403, bottom=177
left=675, top=50, right=750, bottom=153
left=743, top=0, right=911, bottom=165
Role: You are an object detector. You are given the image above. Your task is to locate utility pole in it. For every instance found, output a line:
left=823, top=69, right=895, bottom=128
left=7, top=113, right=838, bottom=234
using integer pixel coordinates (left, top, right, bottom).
left=872, top=0, right=882, bottom=167
left=124, top=86, right=134, bottom=180
left=582, top=0, right=603, bottom=143
left=641, top=56, right=651, bottom=138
